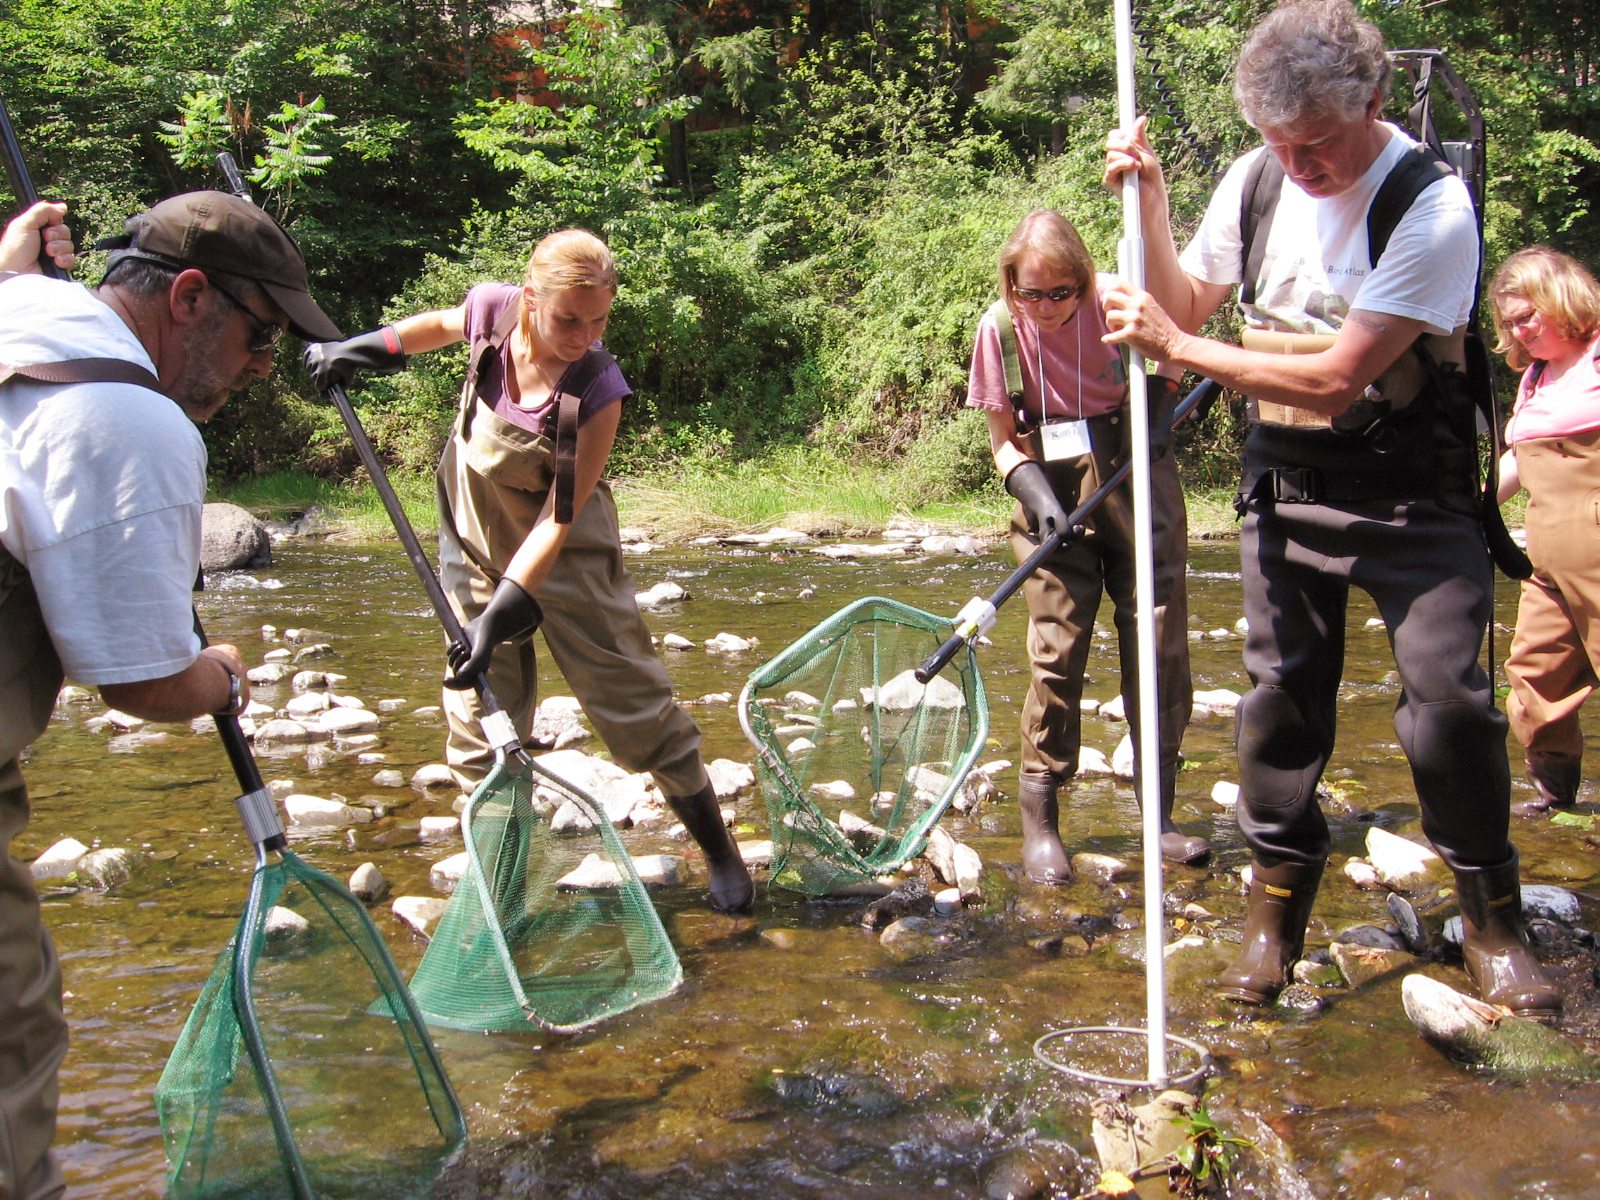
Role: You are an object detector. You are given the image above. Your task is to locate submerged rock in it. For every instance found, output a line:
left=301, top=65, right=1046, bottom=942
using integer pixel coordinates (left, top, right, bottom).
left=1090, top=1089, right=1197, bottom=1180
left=30, top=838, right=89, bottom=881
left=769, top=1067, right=903, bottom=1116
left=76, top=847, right=143, bottom=891
left=1402, top=974, right=1600, bottom=1079
left=392, top=895, right=448, bottom=939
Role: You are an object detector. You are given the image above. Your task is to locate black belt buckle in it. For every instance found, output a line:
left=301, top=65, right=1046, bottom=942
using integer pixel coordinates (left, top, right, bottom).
left=1270, top=467, right=1320, bottom=503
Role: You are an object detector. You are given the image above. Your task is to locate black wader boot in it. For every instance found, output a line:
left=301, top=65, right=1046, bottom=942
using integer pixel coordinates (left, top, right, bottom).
left=1454, top=853, right=1562, bottom=1020
left=1216, top=859, right=1324, bottom=1006
left=1513, top=752, right=1580, bottom=817
left=1018, top=773, right=1072, bottom=885
left=667, top=785, right=754, bottom=914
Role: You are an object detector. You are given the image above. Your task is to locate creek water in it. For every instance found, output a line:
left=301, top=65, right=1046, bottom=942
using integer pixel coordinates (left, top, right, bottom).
left=22, top=535, right=1600, bottom=1199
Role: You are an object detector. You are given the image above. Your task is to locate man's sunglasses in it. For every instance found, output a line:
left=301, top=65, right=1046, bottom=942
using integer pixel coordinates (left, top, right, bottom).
left=207, top=276, right=286, bottom=354
left=1013, top=284, right=1082, bottom=304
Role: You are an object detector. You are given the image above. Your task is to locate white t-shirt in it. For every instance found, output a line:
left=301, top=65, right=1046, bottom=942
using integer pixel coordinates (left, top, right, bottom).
left=1179, top=123, right=1479, bottom=338
left=0, top=273, right=206, bottom=686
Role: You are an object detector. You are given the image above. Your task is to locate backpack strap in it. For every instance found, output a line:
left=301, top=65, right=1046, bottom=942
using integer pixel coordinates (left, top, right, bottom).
left=986, top=299, right=1034, bottom=432
left=1238, top=150, right=1283, bottom=310
left=548, top=347, right=615, bottom=525
left=1366, top=145, right=1456, bottom=274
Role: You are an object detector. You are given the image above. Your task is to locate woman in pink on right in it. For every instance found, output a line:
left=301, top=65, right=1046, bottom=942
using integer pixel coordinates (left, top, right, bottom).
left=1491, top=246, right=1600, bottom=816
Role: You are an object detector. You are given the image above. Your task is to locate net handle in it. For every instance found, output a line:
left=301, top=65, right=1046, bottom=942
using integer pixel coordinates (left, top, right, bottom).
left=915, top=377, right=1221, bottom=682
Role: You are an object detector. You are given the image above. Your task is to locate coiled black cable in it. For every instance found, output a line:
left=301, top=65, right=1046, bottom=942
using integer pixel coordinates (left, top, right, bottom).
left=1131, top=5, right=1219, bottom=176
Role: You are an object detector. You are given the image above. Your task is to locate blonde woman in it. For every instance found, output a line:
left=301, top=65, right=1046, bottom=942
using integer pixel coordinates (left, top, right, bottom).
left=1491, top=246, right=1600, bottom=817
left=964, top=208, right=1208, bottom=883
left=307, top=230, right=754, bottom=913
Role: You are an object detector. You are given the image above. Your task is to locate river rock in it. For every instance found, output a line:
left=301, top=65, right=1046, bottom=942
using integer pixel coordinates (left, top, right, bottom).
left=1330, top=941, right=1415, bottom=988
left=531, top=695, right=588, bottom=749
left=1402, top=973, right=1600, bottom=1079
left=707, top=758, right=755, bottom=798
left=263, top=648, right=291, bottom=663
left=1343, top=858, right=1384, bottom=890
left=1335, top=923, right=1407, bottom=951
left=635, top=581, right=687, bottom=609
left=254, top=719, right=323, bottom=746
left=411, top=763, right=456, bottom=789
left=811, top=779, right=857, bottom=803
left=1193, top=687, right=1242, bottom=713
left=933, top=887, right=963, bottom=916
left=861, top=878, right=932, bottom=930
left=248, top=662, right=294, bottom=685
left=1091, top=1090, right=1197, bottom=1179
left=292, top=644, right=335, bottom=664
left=905, top=764, right=994, bottom=814
left=1388, top=892, right=1431, bottom=954
left=705, top=631, right=754, bottom=654
left=284, top=794, right=373, bottom=829
left=376, top=698, right=408, bottom=713
left=738, top=839, right=774, bottom=868
left=1522, top=884, right=1582, bottom=927
left=201, top=502, right=271, bottom=572
left=879, top=915, right=951, bottom=956
left=371, top=769, right=405, bottom=788
left=321, top=707, right=381, bottom=737
left=919, top=534, right=980, bottom=556
left=863, top=670, right=964, bottom=712
left=1365, top=827, right=1447, bottom=891
left=1077, top=746, right=1114, bottom=776
left=812, top=542, right=908, bottom=560
left=262, top=905, right=312, bottom=956
left=393, top=896, right=448, bottom=939
left=787, top=737, right=816, bottom=755
left=1098, top=694, right=1127, bottom=721
left=430, top=851, right=470, bottom=894
left=1111, top=733, right=1135, bottom=779
left=284, top=691, right=332, bottom=718
left=533, top=749, right=652, bottom=824
left=661, top=633, right=694, bottom=650
left=419, top=816, right=460, bottom=843
left=1072, top=852, right=1135, bottom=885
left=349, top=862, right=389, bottom=904
left=1211, top=780, right=1241, bottom=808
left=30, top=838, right=89, bottom=881
left=76, top=847, right=142, bottom=890
left=923, top=826, right=984, bottom=899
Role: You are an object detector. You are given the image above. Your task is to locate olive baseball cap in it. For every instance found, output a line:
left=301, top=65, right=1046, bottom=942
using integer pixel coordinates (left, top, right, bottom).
left=100, top=191, right=341, bottom=341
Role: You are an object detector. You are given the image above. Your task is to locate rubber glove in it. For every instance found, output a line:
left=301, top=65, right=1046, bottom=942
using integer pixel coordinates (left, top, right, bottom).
left=304, top=326, right=407, bottom=392
left=1004, top=460, right=1072, bottom=540
left=444, top=577, right=544, bottom=689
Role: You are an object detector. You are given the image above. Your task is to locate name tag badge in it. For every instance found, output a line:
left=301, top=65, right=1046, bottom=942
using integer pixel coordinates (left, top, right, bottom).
left=1040, top=419, right=1092, bottom=462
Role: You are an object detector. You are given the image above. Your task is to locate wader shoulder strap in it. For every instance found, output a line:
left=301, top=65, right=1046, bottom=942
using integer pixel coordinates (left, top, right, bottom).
left=459, top=298, right=523, bottom=440
left=987, top=300, right=1025, bottom=408
left=549, top=347, right=614, bottom=526
left=1238, top=151, right=1282, bottom=310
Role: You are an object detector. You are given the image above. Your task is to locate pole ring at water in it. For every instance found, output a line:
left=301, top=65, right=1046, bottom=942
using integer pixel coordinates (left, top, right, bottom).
left=1033, top=1025, right=1212, bottom=1090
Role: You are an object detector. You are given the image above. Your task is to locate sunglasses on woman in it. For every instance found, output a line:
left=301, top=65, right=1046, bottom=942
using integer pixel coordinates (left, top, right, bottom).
left=1013, top=284, right=1081, bottom=304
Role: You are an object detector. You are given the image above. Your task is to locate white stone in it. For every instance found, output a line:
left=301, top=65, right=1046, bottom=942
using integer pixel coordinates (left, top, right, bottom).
left=1365, top=827, right=1447, bottom=891
left=248, top=662, right=294, bottom=684
left=1234, top=617, right=1249, bottom=633
left=1343, top=858, right=1384, bottom=890
left=357, top=752, right=387, bottom=765
left=1077, top=746, right=1114, bottom=776
left=705, top=631, right=754, bottom=654
left=429, top=852, right=470, bottom=895
left=411, top=763, right=456, bottom=789
left=102, top=709, right=147, bottom=731
left=1098, top=695, right=1127, bottom=722
left=1207, top=628, right=1232, bottom=639
left=261, top=624, right=278, bottom=640
left=1522, top=884, right=1582, bottom=926
left=933, top=887, right=963, bottom=915
left=328, top=693, right=367, bottom=709
left=30, top=838, right=89, bottom=881
left=263, top=648, right=291, bottom=662
left=283, top=794, right=373, bottom=829
left=1365, top=617, right=1386, bottom=629
left=372, top=769, right=406, bottom=787
left=787, top=737, right=816, bottom=755
left=348, top=862, right=389, bottom=904
left=864, top=670, right=964, bottom=712
left=631, top=854, right=684, bottom=887
left=811, top=779, right=857, bottom=802
left=811, top=542, right=907, bottom=560
left=263, top=906, right=313, bottom=956
left=392, top=896, right=448, bottom=939
left=419, top=816, right=461, bottom=843
left=1192, top=688, right=1242, bottom=712
left=707, top=758, right=755, bottom=798
left=320, top=707, right=381, bottom=736
left=924, top=826, right=984, bottom=899
left=1079, top=698, right=1102, bottom=715
left=254, top=718, right=323, bottom=745
left=832, top=698, right=858, bottom=713
left=738, top=840, right=774, bottom=868
left=1210, top=781, right=1241, bottom=808
left=376, top=698, right=409, bottom=713
left=784, top=690, right=822, bottom=709
left=292, top=643, right=335, bottom=663
left=284, top=691, right=332, bottom=717
left=662, top=633, right=695, bottom=651
left=1073, top=852, right=1136, bottom=884
left=1111, top=733, right=1135, bottom=779
left=635, top=581, right=688, bottom=610
left=291, top=669, right=331, bottom=691
left=77, top=847, right=142, bottom=890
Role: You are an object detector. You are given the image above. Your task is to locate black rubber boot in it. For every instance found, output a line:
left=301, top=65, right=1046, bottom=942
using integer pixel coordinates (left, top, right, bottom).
left=1018, top=773, right=1072, bottom=885
left=1135, top=768, right=1211, bottom=865
left=1513, top=752, right=1580, bottom=817
left=1216, top=859, right=1324, bottom=1006
left=1454, top=853, right=1562, bottom=1020
left=667, top=785, right=754, bottom=914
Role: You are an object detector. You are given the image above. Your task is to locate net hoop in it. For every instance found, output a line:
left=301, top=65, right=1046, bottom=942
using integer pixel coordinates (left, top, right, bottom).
left=1033, top=1025, right=1212, bottom=1090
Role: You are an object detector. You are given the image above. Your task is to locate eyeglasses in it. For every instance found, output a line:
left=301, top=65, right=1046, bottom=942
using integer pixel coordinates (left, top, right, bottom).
left=207, top=276, right=286, bottom=354
left=1013, top=284, right=1082, bottom=304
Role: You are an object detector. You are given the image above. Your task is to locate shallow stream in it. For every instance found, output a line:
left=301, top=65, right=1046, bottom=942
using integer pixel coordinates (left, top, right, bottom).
left=23, top=536, right=1600, bottom=1198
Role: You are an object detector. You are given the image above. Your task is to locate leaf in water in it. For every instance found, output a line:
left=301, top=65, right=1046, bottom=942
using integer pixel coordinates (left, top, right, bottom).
left=1550, top=811, right=1595, bottom=830
left=1097, top=1169, right=1137, bottom=1196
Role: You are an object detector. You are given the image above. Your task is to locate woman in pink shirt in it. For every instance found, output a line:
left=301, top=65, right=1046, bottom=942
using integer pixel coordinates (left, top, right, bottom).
left=1491, top=245, right=1600, bottom=815
left=965, top=209, right=1208, bottom=880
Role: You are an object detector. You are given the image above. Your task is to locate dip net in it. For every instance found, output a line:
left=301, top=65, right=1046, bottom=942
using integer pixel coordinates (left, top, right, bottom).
left=405, top=756, right=683, bottom=1033
left=156, top=849, right=465, bottom=1200
left=738, top=596, right=988, bottom=895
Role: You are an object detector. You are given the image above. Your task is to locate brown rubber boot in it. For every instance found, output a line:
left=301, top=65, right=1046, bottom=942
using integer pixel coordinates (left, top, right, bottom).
left=1135, top=767, right=1211, bottom=865
left=1018, top=773, right=1072, bottom=885
left=1454, top=853, right=1562, bottom=1020
left=1512, top=752, right=1580, bottom=817
left=666, top=784, right=754, bottom=914
left=1216, top=859, right=1324, bottom=1005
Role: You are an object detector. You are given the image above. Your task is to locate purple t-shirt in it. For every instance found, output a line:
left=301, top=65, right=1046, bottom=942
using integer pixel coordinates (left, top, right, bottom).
left=966, top=275, right=1127, bottom=423
left=463, top=282, right=631, bottom=434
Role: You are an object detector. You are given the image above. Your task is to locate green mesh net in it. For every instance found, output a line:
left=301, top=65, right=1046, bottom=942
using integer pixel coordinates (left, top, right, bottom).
left=406, top=757, right=682, bottom=1033
left=156, top=850, right=465, bottom=1200
left=738, top=595, right=989, bottom=895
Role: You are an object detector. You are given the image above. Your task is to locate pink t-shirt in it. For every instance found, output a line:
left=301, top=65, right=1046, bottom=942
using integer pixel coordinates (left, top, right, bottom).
left=463, top=282, right=630, bottom=435
left=965, top=275, right=1128, bottom=422
left=1505, top=333, right=1600, bottom=445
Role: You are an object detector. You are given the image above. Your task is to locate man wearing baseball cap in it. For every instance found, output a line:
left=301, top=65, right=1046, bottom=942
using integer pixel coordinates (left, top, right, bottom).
left=0, top=192, right=337, bottom=1199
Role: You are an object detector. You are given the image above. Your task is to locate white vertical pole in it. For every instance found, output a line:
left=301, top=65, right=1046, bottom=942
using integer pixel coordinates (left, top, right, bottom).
left=1112, top=0, right=1169, bottom=1088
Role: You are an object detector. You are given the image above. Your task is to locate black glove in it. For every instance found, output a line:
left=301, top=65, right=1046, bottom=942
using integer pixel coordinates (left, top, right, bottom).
left=1004, top=459, right=1071, bottom=541
left=1147, top=374, right=1181, bottom=454
left=304, top=326, right=407, bottom=392
left=443, top=577, right=544, bottom=689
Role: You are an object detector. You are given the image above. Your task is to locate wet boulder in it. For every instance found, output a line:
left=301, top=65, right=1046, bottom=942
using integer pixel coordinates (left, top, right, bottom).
left=349, top=862, right=389, bottom=904
left=77, top=847, right=144, bottom=891
left=393, top=896, right=448, bottom=939
left=1365, top=827, right=1448, bottom=891
left=861, top=877, right=932, bottom=930
left=30, top=838, right=88, bottom=881
left=1402, top=973, right=1600, bottom=1079
left=263, top=905, right=312, bottom=956
left=200, top=502, right=270, bottom=572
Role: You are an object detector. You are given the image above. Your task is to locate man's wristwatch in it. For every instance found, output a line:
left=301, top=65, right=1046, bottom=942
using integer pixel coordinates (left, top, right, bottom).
left=215, top=661, right=245, bottom=717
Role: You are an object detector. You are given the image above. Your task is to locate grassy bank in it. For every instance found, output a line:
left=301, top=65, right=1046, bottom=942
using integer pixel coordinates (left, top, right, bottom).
left=213, top=454, right=1258, bottom=543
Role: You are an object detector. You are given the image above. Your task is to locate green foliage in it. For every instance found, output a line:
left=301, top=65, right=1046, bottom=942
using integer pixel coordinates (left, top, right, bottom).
left=1169, top=1102, right=1254, bottom=1192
